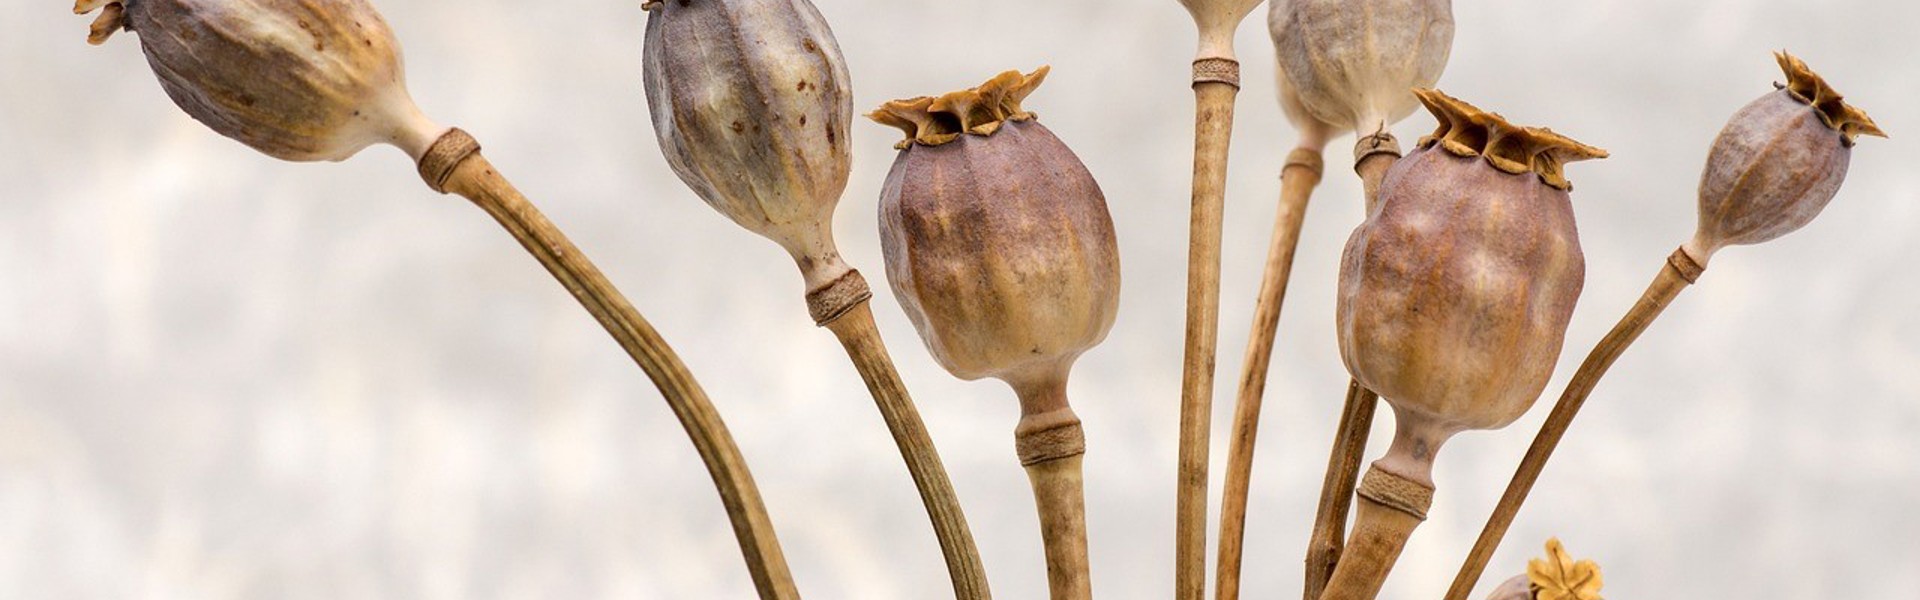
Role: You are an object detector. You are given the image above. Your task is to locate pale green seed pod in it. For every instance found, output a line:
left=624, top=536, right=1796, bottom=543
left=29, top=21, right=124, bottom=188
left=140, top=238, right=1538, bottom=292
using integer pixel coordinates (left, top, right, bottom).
left=78, top=0, right=441, bottom=162
left=1687, top=51, right=1884, bottom=265
left=642, top=0, right=853, bottom=289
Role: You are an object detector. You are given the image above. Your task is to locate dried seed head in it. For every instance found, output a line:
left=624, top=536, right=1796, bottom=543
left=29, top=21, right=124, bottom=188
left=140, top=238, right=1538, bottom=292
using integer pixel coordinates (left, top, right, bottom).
left=1689, top=52, right=1884, bottom=263
left=1269, top=0, right=1454, bottom=136
left=643, top=0, right=853, bottom=285
left=1483, top=576, right=1532, bottom=600
left=871, top=69, right=1119, bottom=391
left=78, top=0, right=441, bottom=162
left=1337, top=90, right=1602, bottom=435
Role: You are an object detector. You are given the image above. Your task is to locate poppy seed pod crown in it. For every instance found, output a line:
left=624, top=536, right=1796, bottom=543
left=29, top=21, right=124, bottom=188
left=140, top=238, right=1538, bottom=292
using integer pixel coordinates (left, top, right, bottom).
left=1689, top=51, right=1884, bottom=264
left=77, top=0, right=443, bottom=162
left=871, top=68, right=1120, bottom=389
left=642, top=0, right=853, bottom=280
left=1338, top=90, right=1603, bottom=434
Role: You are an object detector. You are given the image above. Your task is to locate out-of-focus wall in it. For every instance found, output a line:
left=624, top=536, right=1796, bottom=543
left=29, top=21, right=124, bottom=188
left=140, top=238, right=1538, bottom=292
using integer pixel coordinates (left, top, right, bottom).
left=1, top=1, right=1915, bottom=598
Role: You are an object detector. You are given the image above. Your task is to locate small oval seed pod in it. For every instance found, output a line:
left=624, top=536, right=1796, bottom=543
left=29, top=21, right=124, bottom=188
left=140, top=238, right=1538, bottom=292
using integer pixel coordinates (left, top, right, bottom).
left=642, top=0, right=853, bottom=290
left=1324, top=89, right=1606, bottom=600
left=1270, top=0, right=1454, bottom=139
left=1687, top=51, right=1886, bottom=266
left=81, top=0, right=441, bottom=162
left=872, top=67, right=1118, bottom=600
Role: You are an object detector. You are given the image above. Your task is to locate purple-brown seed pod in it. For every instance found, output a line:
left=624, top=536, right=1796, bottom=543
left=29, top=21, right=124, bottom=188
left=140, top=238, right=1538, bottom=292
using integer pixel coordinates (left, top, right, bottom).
left=76, top=0, right=442, bottom=162
left=1686, top=51, right=1885, bottom=266
left=1319, top=89, right=1605, bottom=600
left=871, top=67, right=1117, bottom=599
left=642, top=0, right=854, bottom=290
left=1269, top=0, right=1455, bottom=137
left=871, top=67, right=1119, bottom=392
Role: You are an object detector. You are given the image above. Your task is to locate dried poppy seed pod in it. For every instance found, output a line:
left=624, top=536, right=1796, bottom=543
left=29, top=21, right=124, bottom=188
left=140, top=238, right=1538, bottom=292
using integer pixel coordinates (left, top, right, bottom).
left=872, top=67, right=1117, bottom=600
left=643, top=0, right=854, bottom=292
left=1321, top=90, right=1604, bottom=600
left=1270, top=0, right=1454, bottom=142
left=77, top=0, right=443, bottom=162
left=1686, top=51, right=1885, bottom=267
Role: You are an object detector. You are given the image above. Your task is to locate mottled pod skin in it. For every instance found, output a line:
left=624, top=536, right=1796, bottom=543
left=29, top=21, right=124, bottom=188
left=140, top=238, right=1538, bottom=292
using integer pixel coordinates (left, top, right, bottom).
left=1338, top=89, right=1604, bottom=446
left=643, top=0, right=854, bottom=290
left=1270, top=0, right=1453, bottom=136
left=871, top=69, right=1119, bottom=395
left=1687, top=52, right=1885, bottom=266
left=78, top=0, right=442, bottom=162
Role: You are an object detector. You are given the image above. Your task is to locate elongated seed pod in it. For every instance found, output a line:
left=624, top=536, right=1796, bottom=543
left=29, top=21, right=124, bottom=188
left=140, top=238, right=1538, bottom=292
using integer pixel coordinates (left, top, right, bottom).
left=1270, top=0, right=1454, bottom=136
left=81, top=0, right=440, bottom=162
left=643, top=0, right=853, bottom=287
left=1688, top=51, right=1885, bottom=264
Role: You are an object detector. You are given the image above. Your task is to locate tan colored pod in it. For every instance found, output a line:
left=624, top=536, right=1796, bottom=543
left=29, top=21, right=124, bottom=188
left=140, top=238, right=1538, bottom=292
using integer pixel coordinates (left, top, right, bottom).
left=1270, top=0, right=1454, bottom=136
left=1338, top=89, right=1602, bottom=441
left=1687, top=51, right=1885, bottom=265
left=642, top=0, right=853, bottom=289
left=78, top=0, right=441, bottom=162
left=873, top=68, right=1119, bottom=393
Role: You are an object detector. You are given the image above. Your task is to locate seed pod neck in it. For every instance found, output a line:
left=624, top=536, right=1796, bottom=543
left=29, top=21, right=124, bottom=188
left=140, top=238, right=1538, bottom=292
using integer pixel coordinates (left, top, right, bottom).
left=1375, top=412, right=1447, bottom=488
left=869, top=67, right=1049, bottom=149
left=1411, top=88, right=1607, bottom=191
left=1775, top=51, right=1885, bottom=144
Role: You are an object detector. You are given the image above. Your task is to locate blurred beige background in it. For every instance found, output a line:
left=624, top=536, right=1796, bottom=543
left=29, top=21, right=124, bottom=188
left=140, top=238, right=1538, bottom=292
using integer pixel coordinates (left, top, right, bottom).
left=3, top=1, right=1918, bottom=598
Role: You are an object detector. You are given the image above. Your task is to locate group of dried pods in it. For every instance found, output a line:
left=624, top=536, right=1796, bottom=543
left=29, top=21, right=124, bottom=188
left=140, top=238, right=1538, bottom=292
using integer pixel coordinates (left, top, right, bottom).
left=69, top=0, right=1883, bottom=599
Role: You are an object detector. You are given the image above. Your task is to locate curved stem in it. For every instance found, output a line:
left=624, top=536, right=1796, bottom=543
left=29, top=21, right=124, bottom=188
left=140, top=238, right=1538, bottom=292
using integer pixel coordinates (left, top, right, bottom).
left=1303, top=381, right=1380, bottom=600
left=1444, top=248, right=1702, bottom=600
left=1214, top=149, right=1325, bottom=600
left=822, top=298, right=991, bottom=600
left=421, top=130, right=799, bottom=599
left=1177, top=68, right=1242, bottom=600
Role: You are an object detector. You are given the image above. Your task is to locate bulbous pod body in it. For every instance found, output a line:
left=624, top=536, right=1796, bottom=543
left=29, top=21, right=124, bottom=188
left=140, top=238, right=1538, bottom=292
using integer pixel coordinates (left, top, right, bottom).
left=643, top=0, right=853, bottom=278
left=91, top=0, right=432, bottom=161
left=1690, top=52, right=1884, bottom=262
left=872, top=70, right=1119, bottom=387
left=1337, top=90, right=1603, bottom=435
left=1269, top=0, right=1453, bottom=135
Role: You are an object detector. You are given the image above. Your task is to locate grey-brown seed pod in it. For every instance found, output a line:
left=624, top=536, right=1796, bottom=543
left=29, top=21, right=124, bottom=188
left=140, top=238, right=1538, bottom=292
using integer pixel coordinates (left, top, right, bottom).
left=872, top=67, right=1118, bottom=394
left=1319, top=90, right=1605, bottom=600
left=643, top=0, right=853, bottom=290
left=76, top=0, right=443, bottom=162
left=1269, top=0, right=1454, bottom=137
left=871, top=67, right=1117, bottom=600
left=1686, top=51, right=1885, bottom=266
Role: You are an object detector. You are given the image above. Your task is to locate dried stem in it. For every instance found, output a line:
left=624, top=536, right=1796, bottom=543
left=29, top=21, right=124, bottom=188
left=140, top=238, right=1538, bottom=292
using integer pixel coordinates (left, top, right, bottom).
left=1012, top=380, right=1092, bottom=600
left=1354, top=131, right=1402, bottom=212
left=417, top=129, right=799, bottom=599
left=1304, top=381, right=1380, bottom=600
left=1444, top=247, right=1703, bottom=600
left=1317, top=475, right=1426, bottom=600
left=1319, top=429, right=1437, bottom=600
left=822, top=298, right=992, bottom=600
left=1177, top=72, right=1241, bottom=600
left=1213, top=148, right=1325, bottom=600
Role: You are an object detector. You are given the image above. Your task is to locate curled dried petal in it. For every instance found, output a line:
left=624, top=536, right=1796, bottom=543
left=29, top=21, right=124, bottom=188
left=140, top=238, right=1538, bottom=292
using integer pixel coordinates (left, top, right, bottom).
left=1413, top=88, right=1607, bottom=190
left=1527, top=538, right=1603, bottom=600
left=869, top=67, right=1048, bottom=149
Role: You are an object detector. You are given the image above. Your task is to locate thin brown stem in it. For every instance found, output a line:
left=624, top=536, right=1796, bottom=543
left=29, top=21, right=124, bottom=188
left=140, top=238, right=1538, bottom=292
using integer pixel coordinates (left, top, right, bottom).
left=823, top=299, right=991, bottom=600
left=1177, top=75, right=1241, bottom=600
left=1354, top=132, right=1401, bottom=213
left=1317, top=475, right=1426, bottom=600
left=1013, top=379, right=1091, bottom=600
left=1304, top=381, right=1379, bottom=600
left=1214, top=149, right=1325, bottom=600
left=419, top=130, right=799, bottom=599
left=1444, top=248, right=1702, bottom=600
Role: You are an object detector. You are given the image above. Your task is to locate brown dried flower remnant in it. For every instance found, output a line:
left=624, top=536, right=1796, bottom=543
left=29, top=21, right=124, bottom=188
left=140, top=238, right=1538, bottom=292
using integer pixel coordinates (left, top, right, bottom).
left=1527, top=538, right=1603, bottom=600
left=1686, top=51, right=1886, bottom=266
left=77, top=0, right=443, bottom=162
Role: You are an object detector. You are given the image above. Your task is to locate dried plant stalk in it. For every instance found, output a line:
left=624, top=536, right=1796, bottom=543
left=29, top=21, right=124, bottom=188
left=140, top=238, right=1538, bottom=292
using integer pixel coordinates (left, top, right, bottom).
left=419, top=131, right=801, bottom=599
left=1213, top=148, right=1324, bottom=600
left=1302, top=382, right=1380, bottom=600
